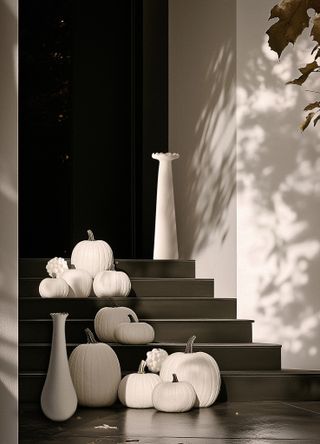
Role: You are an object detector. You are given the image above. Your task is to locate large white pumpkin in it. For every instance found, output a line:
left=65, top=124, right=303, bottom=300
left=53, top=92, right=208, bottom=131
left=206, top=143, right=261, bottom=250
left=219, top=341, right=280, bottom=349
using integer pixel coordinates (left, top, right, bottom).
left=94, top=306, right=139, bottom=342
left=118, top=360, right=160, bottom=408
left=61, top=269, right=92, bottom=298
left=93, top=270, right=131, bottom=297
left=160, top=335, right=221, bottom=407
left=71, top=229, right=114, bottom=278
left=69, top=328, right=121, bottom=407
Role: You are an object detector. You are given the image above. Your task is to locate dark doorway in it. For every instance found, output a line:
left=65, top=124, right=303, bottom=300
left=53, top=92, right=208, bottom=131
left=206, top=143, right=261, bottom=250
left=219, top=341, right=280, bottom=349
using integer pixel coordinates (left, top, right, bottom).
left=19, top=0, right=168, bottom=259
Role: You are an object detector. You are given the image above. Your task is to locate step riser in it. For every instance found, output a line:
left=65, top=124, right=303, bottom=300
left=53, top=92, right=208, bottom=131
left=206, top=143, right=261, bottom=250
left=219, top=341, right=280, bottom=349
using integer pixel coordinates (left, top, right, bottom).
left=19, top=259, right=196, bottom=278
left=20, top=373, right=320, bottom=403
left=19, top=344, right=281, bottom=372
left=19, top=320, right=252, bottom=343
left=19, top=278, right=214, bottom=298
left=19, top=298, right=237, bottom=319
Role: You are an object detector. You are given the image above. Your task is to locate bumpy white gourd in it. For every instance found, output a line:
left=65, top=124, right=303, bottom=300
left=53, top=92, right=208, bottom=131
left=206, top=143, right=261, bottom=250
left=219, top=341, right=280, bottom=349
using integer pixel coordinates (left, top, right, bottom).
left=114, top=315, right=155, bottom=345
left=146, top=348, right=168, bottom=373
left=61, top=269, right=92, bottom=298
left=118, top=360, right=160, bottom=408
left=152, top=373, right=196, bottom=412
left=71, top=229, right=114, bottom=278
left=160, top=335, right=221, bottom=407
left=46, top=257, right=69, bottom=278
left=94, top=306, right=139, bottom=342
left=39, top=275, right=70, bottom=298
left=93, top=270, right=131, bottom=297
left=69, top=329, right=121, bottom=407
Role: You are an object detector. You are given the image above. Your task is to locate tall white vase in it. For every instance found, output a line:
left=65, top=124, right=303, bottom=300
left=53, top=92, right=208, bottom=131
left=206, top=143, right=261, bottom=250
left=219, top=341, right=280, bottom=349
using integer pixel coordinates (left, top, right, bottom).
left=41, top=312, right=77, bottom=421
left=152, top=152, right=180, bottom=259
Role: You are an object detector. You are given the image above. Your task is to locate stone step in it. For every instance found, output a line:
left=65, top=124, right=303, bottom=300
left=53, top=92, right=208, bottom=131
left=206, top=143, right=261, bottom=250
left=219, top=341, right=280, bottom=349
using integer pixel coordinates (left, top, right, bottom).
left=19, top=318, right=252, bottom=343
left=19, top=297, right=236, bottom=319
left=19, top=342, right=281, bottom=373
left=19, top=369, right=320, bottom=403
left=19, top=258, right=196, bottom=278
left=19, top=277, right=214, bottom=298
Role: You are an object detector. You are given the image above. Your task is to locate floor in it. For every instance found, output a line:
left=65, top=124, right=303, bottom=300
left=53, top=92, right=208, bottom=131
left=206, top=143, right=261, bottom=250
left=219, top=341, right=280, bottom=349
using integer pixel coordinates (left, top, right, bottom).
left=19, top=401, right=320, bottom=444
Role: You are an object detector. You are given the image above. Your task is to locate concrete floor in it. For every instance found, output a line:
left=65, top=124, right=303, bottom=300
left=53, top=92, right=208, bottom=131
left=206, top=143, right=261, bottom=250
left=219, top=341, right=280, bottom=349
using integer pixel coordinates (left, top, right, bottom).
left=19, top=401, right=320, bottom=443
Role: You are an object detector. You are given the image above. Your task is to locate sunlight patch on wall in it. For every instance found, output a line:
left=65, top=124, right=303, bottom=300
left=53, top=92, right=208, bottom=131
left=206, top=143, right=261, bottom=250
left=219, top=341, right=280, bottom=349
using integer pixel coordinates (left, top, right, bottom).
left=237, top=12, right=320, bottom=368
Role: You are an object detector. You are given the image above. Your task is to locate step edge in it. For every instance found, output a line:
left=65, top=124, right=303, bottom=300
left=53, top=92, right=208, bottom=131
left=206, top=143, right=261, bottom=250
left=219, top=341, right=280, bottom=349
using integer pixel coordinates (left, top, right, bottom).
left=19, top=342, right=282, bottom=348
left=19, top=318, right=252, bottom=322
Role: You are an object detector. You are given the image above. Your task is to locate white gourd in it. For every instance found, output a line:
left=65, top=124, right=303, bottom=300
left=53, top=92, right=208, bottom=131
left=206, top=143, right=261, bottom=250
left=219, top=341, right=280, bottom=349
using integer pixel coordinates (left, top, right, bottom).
left=61, top=269, right=92, bottom=298
left=118, top=360, right=160, bottom=408
left=46, top=257, right=69, bottom=278
left=146, top=348, right=168, bottom=373
left=94, top=306, right=139, bottom=342
left=114, top=315, right=155, bottom=344
left=160, top=335, right=221, bottom=408
left=39, top=275, right=70, bottom=298
left=71, top=229, right=114, bottom=278
left=152, top=374, right=196, bottom=412
left=93, top=270, right=131, bottom=297
left=69, top=328, right=121, bottom=407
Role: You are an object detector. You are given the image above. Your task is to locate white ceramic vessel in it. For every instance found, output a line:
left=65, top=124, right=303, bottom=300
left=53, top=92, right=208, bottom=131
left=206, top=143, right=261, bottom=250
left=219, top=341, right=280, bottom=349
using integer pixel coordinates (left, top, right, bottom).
left=152, top=152, right=179, bottom=259
left=41, top=312, right=77, bottom=421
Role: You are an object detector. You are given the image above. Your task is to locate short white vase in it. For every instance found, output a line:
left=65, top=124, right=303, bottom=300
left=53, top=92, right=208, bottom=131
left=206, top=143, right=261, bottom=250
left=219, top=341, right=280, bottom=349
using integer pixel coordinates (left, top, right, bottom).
left=152, top=152, right=180, bottom=259
left=41, top=312, right=78, bottom=421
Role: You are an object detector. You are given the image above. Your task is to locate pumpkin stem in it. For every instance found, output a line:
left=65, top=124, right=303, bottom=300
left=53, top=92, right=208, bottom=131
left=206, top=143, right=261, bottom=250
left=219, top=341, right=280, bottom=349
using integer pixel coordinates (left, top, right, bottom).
left=128, top=314, right=136, bottom=323
left=172, top=373, right=179, bottom=383
left=85, top=328, right=98, bottom=344
left=138, top=360, right=147, bottom=374
left=87, top=229, right=95, bottom=241
left=185, top=335, right=196, bottom=354
left=52, top=273, right=57, bottom=279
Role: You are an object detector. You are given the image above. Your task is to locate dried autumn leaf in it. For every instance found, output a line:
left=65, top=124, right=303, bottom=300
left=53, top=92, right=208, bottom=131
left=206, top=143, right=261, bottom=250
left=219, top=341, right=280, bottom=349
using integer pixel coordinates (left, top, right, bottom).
left=267, top=0, right=312, bottom=58
left=300, top=111, right=315, bottom=131
left=311, top=13, right=320, bottom=44
left=287, top=60, right=319, bottom=85
left=304, top=101, right=320, bottom=110
left=313, top=114, right=320, bottom=126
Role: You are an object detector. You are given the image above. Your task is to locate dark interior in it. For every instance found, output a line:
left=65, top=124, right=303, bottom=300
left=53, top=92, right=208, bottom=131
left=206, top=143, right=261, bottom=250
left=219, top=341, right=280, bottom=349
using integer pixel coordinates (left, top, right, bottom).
left=19, top=0, right=168, bottom=259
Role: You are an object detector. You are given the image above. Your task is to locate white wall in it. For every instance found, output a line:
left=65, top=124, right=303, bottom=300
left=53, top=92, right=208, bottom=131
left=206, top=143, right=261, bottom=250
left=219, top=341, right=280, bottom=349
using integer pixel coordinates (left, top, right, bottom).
left=169, top=0, right=237, bottom=298
left=237, top=0, right=320, bottom=369
left=0, top=0, right=18, bottom=442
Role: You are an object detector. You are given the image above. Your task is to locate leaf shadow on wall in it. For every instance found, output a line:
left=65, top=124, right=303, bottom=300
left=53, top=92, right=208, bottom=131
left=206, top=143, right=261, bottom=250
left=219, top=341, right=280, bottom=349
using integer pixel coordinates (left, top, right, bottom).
left=173, top=31, right=236, bottom=260
left=0, top=0, right=18, bottom=442
left=237, top=20, right=320, bottom=369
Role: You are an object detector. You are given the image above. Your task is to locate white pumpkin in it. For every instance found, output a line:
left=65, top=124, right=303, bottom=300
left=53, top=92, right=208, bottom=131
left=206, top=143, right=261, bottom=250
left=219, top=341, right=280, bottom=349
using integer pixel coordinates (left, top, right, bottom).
left=146, top=348, right=169, bottom=373
left=93, top=270, right=131, bottom=297
left=69, top=328, right=121, bottom=407
left=39, top=275, right=70, bottom=298
left=71, top=229, right=114, bottom=278
left=152, top=374, right=197, bottom=413
left=114, top=315, right=155, bottom=344
left=94, top=306, right=138, bottom=342
left=61, top=269, right=92, bottom=298
left=160, top=335, right=221, bottom=407
left=45, top=257, right=69, bottom=278
left=118, top=360, right=160, bottom=408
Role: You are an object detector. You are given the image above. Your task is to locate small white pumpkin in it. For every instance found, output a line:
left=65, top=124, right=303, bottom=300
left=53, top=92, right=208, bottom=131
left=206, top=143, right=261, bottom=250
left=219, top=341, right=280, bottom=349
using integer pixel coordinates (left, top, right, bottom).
left=160, top=335, right=221, bottom=408
left=146, top=348, right=169, bottom=373
left=61, top=269, right=92, bottom=298
left=39, top=274, right=70, bottom=298
left=69, top=328, right=121, bottom=407
left=152, top=373, right=197, bottom=413
left=71, top=229, right=114, bottom=278
left=114, top=315, right=155, bottom=345
left=93, top=270, right=131, bottom=297
left=118, top=360, right=160, bottom=408
left=94, top=305, right=138, bottom=342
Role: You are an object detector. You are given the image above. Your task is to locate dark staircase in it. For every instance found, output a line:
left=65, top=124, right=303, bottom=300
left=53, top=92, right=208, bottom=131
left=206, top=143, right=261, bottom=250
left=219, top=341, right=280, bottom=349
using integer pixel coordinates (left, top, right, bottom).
left=19, top=258, right=320, bottom=403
